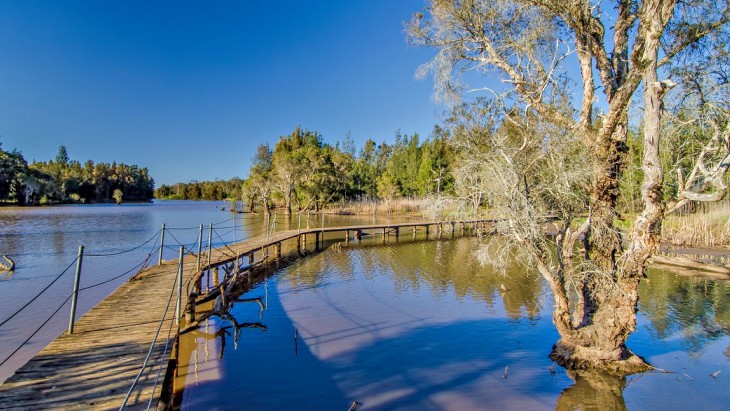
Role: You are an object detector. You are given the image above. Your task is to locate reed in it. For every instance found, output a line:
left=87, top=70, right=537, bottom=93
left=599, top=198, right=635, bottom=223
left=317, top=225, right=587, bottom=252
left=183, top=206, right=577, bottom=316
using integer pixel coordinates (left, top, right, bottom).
left=661, top=198, right=730, bottom=248
left=324, top=197, right=430, bottom=215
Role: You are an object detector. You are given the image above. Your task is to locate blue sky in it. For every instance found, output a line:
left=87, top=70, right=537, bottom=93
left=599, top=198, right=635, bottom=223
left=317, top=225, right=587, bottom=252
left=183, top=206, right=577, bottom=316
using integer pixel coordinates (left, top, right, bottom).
left=0, top=1, right=440, bottom=185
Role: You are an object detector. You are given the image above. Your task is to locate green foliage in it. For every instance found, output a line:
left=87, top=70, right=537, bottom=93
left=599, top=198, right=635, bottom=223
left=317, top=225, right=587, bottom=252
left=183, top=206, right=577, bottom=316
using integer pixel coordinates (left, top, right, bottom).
left=1, top=143, right=154, bottom=205
left=236, top=126, right=457, bottom=213
left=55, top=145, right=69, bottom=165
left=154, top=179, right=239, bottom=201
left=0, top=142, right=30, bottom=204
left=113, top=189, right=124, bottom=204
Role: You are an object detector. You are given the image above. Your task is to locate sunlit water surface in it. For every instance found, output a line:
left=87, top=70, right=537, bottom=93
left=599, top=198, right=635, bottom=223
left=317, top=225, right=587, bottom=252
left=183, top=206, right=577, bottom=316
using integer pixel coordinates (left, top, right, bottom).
left=0, top=201, right=413, bottom=382
left=176, top=238, right=730, bottom=410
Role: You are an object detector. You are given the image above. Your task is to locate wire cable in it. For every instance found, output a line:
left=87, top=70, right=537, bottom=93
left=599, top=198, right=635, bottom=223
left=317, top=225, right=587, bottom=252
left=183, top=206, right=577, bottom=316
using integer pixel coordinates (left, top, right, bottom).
left=78, top=255, right=153, bottom=292
left=0, top=257, right=78, bottom=329
left=85, top=230, right=161, bottom=257
left=162, top=229, right=187, bottom=248
left=120, top=265, right=178, bottom=410
left=0, top=294, right=73, bottom=368
left=145, top=303, right=177, bottom=410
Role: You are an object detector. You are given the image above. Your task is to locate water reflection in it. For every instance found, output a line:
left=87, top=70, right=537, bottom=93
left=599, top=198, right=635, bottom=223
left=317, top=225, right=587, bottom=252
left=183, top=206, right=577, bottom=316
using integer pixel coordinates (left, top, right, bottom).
left=174, top=237, right=730, bottom=410
left=556, top=371, right=627, bottom=411
left=639, top=269, right=730, bottom=359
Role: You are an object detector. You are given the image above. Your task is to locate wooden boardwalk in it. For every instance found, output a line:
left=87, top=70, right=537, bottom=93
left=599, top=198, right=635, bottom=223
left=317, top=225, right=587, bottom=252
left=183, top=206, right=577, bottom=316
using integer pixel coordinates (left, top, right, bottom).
left=0, top=219, right=489, bottom=410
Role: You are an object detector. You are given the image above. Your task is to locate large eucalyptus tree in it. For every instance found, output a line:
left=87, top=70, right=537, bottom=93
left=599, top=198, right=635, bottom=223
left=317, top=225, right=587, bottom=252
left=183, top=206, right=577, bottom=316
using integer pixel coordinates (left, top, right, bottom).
left=410, top=0, right=729, bottom=374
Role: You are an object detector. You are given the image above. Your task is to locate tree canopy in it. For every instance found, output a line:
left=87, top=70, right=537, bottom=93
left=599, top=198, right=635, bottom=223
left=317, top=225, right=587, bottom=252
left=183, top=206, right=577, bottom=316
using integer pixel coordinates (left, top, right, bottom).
left=0, top=143, right=154, bottom=205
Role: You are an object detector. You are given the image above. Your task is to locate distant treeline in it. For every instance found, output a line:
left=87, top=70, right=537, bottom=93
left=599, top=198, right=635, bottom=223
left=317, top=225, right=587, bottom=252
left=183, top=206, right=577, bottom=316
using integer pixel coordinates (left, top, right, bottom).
left=156, top=126, right=455, bottom=214
left=0, top=143, right=154, bottom=205
left=155, top=178, right=244, bottom=201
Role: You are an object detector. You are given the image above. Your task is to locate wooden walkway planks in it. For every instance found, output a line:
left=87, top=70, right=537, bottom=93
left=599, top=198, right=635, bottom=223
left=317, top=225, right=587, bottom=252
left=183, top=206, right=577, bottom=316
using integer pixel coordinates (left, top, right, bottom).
left=0, top=219, right=490, bottom=410
left=0, top=262, right=183, bottom=410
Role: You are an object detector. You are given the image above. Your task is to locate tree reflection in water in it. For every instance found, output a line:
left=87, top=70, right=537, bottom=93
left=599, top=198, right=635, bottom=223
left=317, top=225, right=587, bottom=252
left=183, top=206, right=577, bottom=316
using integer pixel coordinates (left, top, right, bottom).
left=638, top=269, right=730, bottom=359
left=174, top=237, right=730, bottom=409
left=556, top=371, right=627, bottom=411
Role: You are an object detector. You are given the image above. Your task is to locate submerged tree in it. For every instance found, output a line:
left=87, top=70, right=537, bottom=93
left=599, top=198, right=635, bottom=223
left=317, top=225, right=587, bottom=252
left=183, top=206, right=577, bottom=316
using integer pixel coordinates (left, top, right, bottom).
left=410, top=0, right=729, bottom=374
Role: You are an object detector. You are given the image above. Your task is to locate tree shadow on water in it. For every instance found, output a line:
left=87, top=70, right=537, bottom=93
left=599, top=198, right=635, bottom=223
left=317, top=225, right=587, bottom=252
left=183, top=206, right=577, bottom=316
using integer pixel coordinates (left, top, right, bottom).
left=322, top=319, right=580, bottom=410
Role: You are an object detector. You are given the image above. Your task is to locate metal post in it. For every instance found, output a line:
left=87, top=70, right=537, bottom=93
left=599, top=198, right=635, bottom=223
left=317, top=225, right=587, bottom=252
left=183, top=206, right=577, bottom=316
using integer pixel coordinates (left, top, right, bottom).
left=196, top=224, right=203, bottom=271
left=158, top=223, right=166, bottom=265
left=207, top=223, right=213, bottom=269
left=175, top=247, right=183, bottom=324
left=68, top=245, right=84, bottom=335
left=266, top=213, right=270, bottom=243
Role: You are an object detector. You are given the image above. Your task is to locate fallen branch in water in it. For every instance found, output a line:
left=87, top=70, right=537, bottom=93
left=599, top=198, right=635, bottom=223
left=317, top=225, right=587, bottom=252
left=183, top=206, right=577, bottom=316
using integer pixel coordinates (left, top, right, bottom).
left=0, top=255, right=14, bottom=271
left=650, top=255, right=730, bottom=276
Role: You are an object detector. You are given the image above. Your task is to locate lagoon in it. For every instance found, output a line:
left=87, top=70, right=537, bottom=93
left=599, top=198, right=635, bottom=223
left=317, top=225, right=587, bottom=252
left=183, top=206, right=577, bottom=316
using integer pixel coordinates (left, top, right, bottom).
left=1, top=201, right=728, bottom=410
left=174, top=237, right=730, bottom=410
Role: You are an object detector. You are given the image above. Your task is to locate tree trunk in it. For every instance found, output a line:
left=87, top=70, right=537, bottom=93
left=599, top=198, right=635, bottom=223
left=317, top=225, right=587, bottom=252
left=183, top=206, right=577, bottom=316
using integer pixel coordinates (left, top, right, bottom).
left=547, top=115, right=653, bottom=374
left=548, top=278, right=650, bottom=375
left=285, top=189, right=292, bottom=216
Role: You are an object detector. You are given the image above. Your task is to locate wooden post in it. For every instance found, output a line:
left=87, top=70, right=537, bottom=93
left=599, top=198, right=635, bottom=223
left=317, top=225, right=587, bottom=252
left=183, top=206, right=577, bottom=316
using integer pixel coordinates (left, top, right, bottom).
left=461, top=222, right=465, bottom=236
left=395, top=227, right=400, bottom=240
left=315, top=232, right=320, bottom=251
left=425, top=225, right=429, bottom=238
left=297, top=235, right=302, bottom=255
left=451, top=222, right=455, bottom=238
left=68, top=245, right=84, bottom=335
left=175, top=247, right=183, bottom=325
left=276, top=242, right=281, bottom=259
left=158, top=223, right=166, bottom=265
left=345, top=230, right=349, bottom=244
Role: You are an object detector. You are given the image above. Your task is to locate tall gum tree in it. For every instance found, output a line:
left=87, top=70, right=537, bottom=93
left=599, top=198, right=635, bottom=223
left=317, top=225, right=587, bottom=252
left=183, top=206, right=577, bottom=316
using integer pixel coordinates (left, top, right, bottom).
left=409, top=0, right=729, bottom=374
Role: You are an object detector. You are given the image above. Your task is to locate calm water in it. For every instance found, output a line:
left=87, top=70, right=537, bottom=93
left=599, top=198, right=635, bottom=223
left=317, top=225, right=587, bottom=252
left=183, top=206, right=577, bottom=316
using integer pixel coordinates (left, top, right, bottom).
left=175, top=238, right=730, bottom=410
left=0, top=201, right=417, bottom=382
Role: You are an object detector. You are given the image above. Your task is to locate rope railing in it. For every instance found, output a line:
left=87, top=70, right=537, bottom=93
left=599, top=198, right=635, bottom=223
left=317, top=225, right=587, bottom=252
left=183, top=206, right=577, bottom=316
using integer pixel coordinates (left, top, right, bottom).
left=0, top=257, right=79, bottom=328
left=85, top=230, right=162, bottom=257
left=0, top=228, right=163, bottom=370
left=122, top=244, right=202, bottom=410
left=0, top=294, right=74, bottom=368
left=119, top=254, right=180, bottom=410
left=3, top=216, right=493, bottom=407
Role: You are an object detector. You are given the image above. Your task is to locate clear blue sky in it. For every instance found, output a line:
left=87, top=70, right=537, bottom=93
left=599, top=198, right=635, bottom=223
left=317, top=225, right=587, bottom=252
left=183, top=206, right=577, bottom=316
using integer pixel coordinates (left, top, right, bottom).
left=0, top=1, right=440, bottom=185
